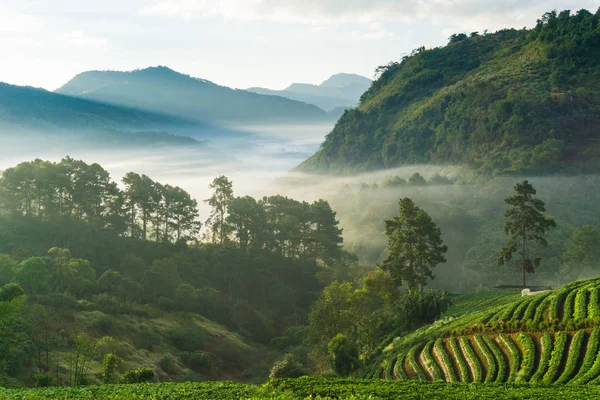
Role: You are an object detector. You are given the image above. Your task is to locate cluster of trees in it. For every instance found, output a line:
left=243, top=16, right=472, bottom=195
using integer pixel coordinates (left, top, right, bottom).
left=0, top=158, right=201, bottom=242
left=293, top=180, right=557, bottom=377
left=205, top=176, right=344, bottom=265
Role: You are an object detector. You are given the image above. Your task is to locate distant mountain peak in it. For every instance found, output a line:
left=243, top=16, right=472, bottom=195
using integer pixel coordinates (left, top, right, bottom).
left=56, top=66, right=327, bottom=123
left=247, top=73, right=371, bottom=111
left=320, top=73, right=372, bottom=88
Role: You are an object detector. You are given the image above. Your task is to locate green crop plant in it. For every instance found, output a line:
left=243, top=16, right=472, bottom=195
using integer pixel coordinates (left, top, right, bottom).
left=448, top=337, right=469, bottom=382
left=555, top=330, right=585, bottom=384
left=543, top=331, right=568, bottom=384
left=516, top=332, right=536, bottom=383
left=571, top=329, right=600, bottom=384
left=474, top=335, right=496, bottom=383
left=407, top=345, right=427, bottom=381
left=459, top=337, right=482, bottom=382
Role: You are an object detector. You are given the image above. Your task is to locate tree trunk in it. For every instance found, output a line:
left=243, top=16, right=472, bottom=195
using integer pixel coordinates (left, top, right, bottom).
left=522, top=232, right=527, bottom=288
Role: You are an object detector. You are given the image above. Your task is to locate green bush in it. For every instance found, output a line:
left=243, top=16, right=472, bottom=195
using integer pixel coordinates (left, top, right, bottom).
left=168, top=327, right=204, bottom=352
left=327, top=334, right=360, bottom=377
left=181, top=351, right=213, bottom=373
left=159, top=353, right=176, bottom=373
left=122, top=368, right=154, bottom=384
left=32, top=373, right=54, bottom=387
left=269, top=354, right=306, bottom=379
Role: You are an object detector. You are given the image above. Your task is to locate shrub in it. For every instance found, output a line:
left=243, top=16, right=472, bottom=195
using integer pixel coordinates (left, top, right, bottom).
left=328, top=334, right=360, bottom=377
left=0, top=283, right=24, bottom=302
left=482, top=335, right=505, bottom=383
left=32, top=373, right=54, bottom=387
left=181, top=351, right=213, bottom=373
left=122, top=368, right=154, bottom=384
left=100, top=353, right=123, bottom=384
left=269, top=354, right=306, bottom=379
left=168, top=326, right=204, bottom=352
left=159, top=353, right=176, bottom=373
left=571, top=329, right=600, bottom=384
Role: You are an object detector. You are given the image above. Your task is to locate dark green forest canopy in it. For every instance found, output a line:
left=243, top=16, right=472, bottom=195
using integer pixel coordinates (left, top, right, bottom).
left=298, top=9, right=600, bottom=175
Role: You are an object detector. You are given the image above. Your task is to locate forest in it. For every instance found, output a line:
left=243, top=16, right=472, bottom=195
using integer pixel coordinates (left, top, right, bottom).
left=299, top=9, right=600, bottom=175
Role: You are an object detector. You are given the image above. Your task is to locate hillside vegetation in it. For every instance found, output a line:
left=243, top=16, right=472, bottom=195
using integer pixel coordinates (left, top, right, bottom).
left=367, top=278, right=600, bottom=385
left=56, top=67, right=328, bottom=124
left=299, top=9, right=600, bottom=175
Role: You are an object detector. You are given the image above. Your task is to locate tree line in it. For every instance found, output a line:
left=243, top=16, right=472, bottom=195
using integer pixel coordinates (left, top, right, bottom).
left=0, top=158, right=344, bottom=267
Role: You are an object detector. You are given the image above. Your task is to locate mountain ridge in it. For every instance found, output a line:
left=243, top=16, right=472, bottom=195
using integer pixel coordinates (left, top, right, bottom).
left=247, top=73, right=372, bottom=111
left=57, top=66, right=329, bottom=124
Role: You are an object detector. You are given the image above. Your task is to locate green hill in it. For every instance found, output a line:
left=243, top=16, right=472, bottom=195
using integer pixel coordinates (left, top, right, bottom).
left=0, top=82, right=205, bottom=148
left=56, top=66, right=328, bottom=124
left=367, top=278, right=600, bottom=384
left=298, top=9, right=600, bottom=175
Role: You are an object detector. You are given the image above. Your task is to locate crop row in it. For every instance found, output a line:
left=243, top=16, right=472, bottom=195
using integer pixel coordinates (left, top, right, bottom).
left=474, top=335, right=496, bottom=383
left=434, top=338, right=457, bottom=382
left=530, top=332, right=553, bottom=383
left=543, top=331, right=567, bottom=384
left=397, top=330, right=600, bottom=385
left=571, top=329, right=600, bottom=384
left=516, top=332, right=536, bottom=383
left=555, top=329, right=585, bottom=384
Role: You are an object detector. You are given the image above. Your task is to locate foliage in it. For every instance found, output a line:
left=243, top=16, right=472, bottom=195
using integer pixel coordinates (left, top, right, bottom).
left=121, top=368, right=155, bottom=384
left=498, top=181, right=556, bottom=287
left=99, top=353, right=123, bottom=384
left=382, top=198, right=447, bottom=290
left=299, top=9, right=600, bottom=175
left=269, top=354, right=306, bottom=379
left=327, top=334, right=360, bottom=377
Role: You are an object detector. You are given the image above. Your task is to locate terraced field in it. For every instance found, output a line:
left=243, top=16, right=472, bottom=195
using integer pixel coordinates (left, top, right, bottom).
left=371, top=278, right=600, bottom=384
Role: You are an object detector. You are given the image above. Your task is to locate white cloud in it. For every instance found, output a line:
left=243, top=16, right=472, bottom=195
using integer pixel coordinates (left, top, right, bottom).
left=139, top=0, right=598, bottom=32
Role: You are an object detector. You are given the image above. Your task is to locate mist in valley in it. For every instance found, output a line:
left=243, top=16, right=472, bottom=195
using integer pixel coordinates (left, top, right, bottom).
left=2, top=123, right=597, bottom=294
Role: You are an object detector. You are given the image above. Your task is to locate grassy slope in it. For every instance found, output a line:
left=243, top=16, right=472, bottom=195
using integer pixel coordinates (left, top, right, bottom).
left=14, top=304, right=269, bottom=387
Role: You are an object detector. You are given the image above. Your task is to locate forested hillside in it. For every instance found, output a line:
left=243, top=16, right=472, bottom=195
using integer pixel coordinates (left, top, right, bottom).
left=0, top=157, right=347, bottom=387
left=299, top=9, right=600, bottom=175
left=0, top=83, right=204, bottom=148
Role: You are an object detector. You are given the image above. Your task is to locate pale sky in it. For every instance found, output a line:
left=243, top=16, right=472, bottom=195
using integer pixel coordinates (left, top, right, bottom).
left=0, top=0, right=596, bottom=91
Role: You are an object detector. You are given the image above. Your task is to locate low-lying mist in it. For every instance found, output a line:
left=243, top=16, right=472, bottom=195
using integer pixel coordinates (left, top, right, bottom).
left=1, top=122, right=598, bottom=293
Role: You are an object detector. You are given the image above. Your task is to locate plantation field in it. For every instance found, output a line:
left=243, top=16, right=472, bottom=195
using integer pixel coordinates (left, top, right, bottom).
left=371, top=278, right=600, bottom=384
left=3, top=378, right=600, bottom=400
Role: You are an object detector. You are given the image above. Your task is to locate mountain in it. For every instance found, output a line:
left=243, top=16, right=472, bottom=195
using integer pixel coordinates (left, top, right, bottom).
left=298, top=10, right=600, bottom=175
left=247, top=73, right=372, bottom=111
left=56, top=66, right=328, bottom=124
left=0, top=82, right=205, bottom=147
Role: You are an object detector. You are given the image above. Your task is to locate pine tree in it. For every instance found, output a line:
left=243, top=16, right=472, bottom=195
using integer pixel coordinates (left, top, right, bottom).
left=382, top=198, right=447, bottom=291
left=498, top=180, right=556, bottom=287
